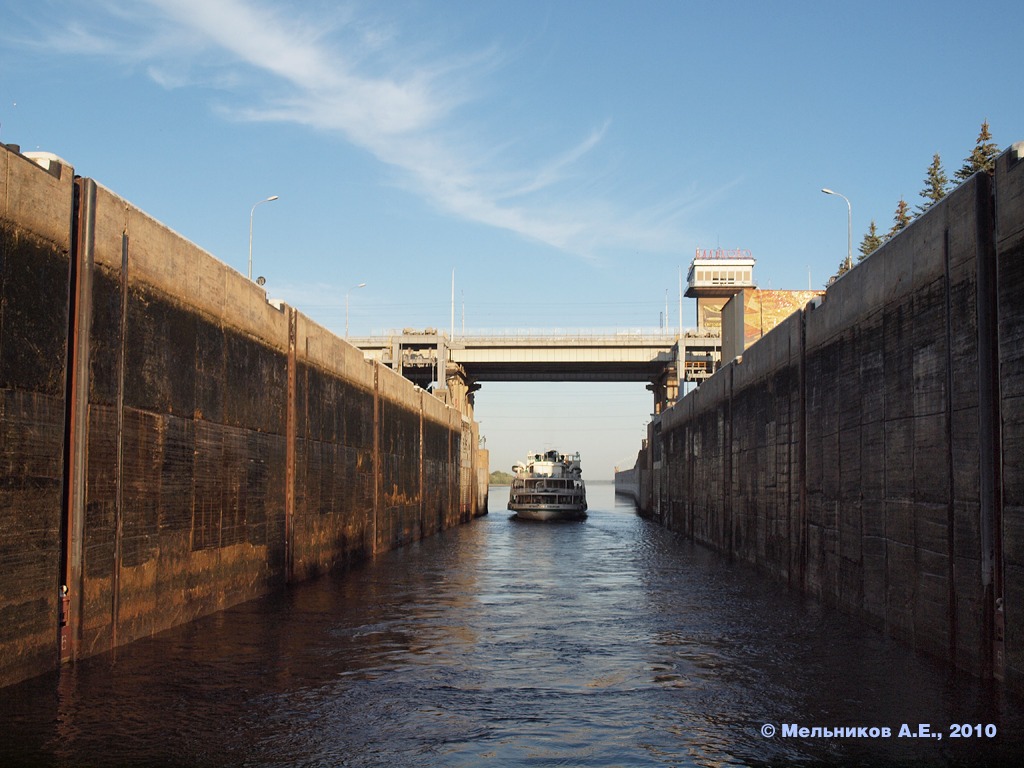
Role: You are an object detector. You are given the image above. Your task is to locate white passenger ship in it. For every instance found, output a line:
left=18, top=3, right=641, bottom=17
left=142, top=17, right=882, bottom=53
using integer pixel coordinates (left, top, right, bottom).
left=507, top=449, right=588, bottom=521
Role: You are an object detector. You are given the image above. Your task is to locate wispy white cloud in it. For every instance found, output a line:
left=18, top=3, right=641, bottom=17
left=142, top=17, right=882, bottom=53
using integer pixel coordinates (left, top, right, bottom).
left=26, top=0, right=702, bottom=258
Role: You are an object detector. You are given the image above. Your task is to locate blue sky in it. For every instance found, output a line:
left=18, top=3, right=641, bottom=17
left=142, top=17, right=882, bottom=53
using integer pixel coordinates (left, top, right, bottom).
left=2, top=0, right=1021, bottom=480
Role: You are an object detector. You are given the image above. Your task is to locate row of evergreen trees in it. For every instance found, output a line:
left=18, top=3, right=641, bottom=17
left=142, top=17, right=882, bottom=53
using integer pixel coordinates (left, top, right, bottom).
left=830, top=121, right=1002, bottom=282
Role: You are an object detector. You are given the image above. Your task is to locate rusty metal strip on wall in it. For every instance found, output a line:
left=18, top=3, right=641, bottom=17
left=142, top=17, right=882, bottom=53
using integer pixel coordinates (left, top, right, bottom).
left=62, top=177, right=96, bottom=663
left=372, top=362, right=380, bottom=555
left=110, top=226, right=130, bottom=649
left=285, top=307, right=297, bottom=582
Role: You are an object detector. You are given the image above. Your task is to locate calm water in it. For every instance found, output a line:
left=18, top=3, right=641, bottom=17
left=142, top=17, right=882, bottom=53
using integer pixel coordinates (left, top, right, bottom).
left=2, top=484, right=1022, bottom=767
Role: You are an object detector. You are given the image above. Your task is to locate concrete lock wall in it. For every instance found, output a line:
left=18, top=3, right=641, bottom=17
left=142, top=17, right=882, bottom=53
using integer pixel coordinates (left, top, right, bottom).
left=631, top=144, right=1024, bottom=691
left=0, top=150, right=75, bottom=689
left=0, top=145, right=486, bottom=690
left=996, top=145, right=1024, bottom=694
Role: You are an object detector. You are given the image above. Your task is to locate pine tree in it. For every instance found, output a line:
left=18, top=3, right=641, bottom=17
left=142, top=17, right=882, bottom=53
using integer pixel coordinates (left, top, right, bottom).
left=886, top=198, right=912, bottom=240
left=858, top=220, right=883, bottom=261
left=917, top=153, right=949, bottom=215
left=955, top=120, right=1000, bottom=182
left=828, top=258, right=850, bottom=285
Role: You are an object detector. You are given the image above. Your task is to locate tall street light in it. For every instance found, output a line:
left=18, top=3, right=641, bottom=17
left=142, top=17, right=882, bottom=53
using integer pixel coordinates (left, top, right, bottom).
left=821, top=188, right=852, bottom=271
left=346, top=282, right=366, bottom=338
left=248, top=195, right=279, bottom=281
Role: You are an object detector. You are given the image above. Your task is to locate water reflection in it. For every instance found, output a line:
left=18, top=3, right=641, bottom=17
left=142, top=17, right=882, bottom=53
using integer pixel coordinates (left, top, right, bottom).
left=1, top=483, right=1021, bottom=767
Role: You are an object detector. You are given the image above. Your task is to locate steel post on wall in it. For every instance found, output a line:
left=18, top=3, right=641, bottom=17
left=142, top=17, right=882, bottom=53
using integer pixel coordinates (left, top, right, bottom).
left=110, top=228, right=130, bottom=650
left=372, top=362, right=380, bottom=556
left=285, top=307, right=297, bottom=583
left=61, top=178, right=96, bottom=664
left=418, top=390, right=425, bottom=539
left=796, top=306, right=808, bottom=592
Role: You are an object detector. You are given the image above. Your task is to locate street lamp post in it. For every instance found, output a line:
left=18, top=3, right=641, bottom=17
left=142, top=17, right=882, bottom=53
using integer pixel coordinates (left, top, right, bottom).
left=346, top=282, right=366, bottom=338
left=821, top=188, right=852, bottom=271
left=248, top=195, right=279, bottom=281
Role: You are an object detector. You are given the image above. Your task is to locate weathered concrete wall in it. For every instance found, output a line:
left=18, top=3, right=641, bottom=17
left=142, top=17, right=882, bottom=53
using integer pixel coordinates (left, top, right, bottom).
left=631, top=143, right=1024, bottom=691
left=0, top=150, right=74, bottom=690
left=612, top=460, right=642, bottom=503
left=0, top=144, right=486, bottom=689
left=71, top=178, right=293, bottom=659
left=995, top=146, right=1024, bottom=692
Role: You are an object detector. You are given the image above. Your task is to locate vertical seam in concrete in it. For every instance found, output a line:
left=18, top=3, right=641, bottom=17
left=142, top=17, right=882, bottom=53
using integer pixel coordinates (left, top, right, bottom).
left=881, top=306, right=889, bottom=635
left=786, top=328, right=794, bottom=587
left=798, top=308, right=808, bottom=590
left=942, top=226, right=958, bottom=665
left=285, top=307, right=296, bottom=583
left=372, top=363, right=379, bottom=556
left=991, top=157, right=1010, bottom=683
left=687, top=419, right=693, bottom=539
left=418, top=391, right=424, bottom=540
left=111, top=222, right=130, bottom=649
left=725, top=364, right=734, bottom=556
left=448, top=417, right=454, bottom=530
left=974, top=174, right=1001, bottom=679
left=857, top=322, right=865, bottom=610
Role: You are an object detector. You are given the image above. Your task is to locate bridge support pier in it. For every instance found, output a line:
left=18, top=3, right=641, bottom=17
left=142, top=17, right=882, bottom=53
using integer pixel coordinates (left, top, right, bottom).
left=443, top=363, right=479, bottom=422
left=648, top=361, right=679, bottom=415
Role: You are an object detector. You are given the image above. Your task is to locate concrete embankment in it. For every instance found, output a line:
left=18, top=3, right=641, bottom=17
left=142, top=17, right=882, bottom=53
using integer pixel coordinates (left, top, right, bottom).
left=0, top=145, right=487, bottom=689
left=622, top=144, right=1024, bottom=693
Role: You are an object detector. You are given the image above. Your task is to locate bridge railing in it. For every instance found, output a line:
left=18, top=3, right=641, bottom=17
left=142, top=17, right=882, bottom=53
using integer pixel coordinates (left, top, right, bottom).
left=366, top=327, right=718, bottom=342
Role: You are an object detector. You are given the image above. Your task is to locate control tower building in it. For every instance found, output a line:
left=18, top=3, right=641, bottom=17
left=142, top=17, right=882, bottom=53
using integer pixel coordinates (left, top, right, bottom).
left=684, top=249, right=757, bottom=331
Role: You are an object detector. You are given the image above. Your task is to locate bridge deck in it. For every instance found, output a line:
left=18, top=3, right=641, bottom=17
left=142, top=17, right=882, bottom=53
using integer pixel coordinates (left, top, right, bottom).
left=350, top=331, right=721, bottom=384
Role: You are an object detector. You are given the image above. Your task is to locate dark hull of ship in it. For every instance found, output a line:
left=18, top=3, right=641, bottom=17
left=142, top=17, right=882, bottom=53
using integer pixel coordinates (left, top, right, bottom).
left=508, top=492, right=587, bottom=521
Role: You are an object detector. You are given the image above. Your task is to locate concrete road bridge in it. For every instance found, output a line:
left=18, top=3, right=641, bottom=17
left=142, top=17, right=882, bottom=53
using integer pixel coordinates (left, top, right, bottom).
left=349, top=329, right=722, bottom=416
